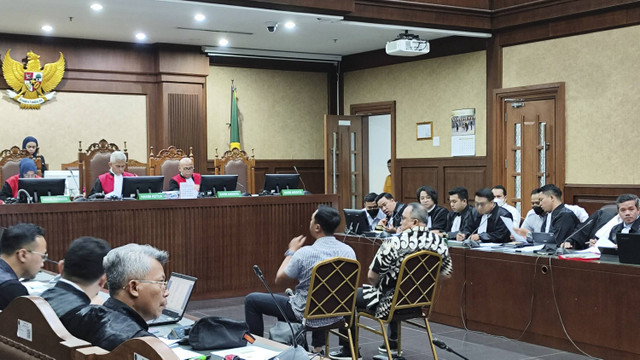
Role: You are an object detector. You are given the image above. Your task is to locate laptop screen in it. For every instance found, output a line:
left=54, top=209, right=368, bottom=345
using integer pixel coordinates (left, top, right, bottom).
left=164, top=272, right=197, bottom=317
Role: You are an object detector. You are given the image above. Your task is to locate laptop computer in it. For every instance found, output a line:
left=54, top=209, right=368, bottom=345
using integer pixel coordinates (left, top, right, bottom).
left=147, top=272, right=197, bottom=326
left=616, top=233, right=640, bottom=265
left=532, top=232, right=555, bottom=245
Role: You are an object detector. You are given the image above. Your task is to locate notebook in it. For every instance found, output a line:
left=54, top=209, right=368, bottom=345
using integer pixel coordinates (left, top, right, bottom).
left=616, top=233, right=640, bottom=265
left=147, top=272, right=197, bottom=326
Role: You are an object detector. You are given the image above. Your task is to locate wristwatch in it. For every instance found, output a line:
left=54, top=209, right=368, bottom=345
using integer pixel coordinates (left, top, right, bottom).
left=284, top=249, right=295, bottom=257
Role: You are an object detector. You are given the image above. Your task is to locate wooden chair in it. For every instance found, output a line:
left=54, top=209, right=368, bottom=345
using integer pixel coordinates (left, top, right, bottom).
left=148, top=146, right=193, bottom=190
left=356, top=250, right=443, bottom=360
left=61, top=160, right=79, bottom=171
left=0, top=296, right=92, bottom=360
left=304, top=257, right=360, bottom=359
left=126, top=158, right=148, bottom=177
left=0, top=146, right=42, bottom=183
left=76, top=337, right=179, bottom=360
left=214, top=147, right=256, bottom=194
left=77, top=139, right=122, bottom=195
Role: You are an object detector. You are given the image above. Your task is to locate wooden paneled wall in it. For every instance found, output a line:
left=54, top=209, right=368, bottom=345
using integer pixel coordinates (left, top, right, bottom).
left=396, top=157, right=488, bottom=207
left=564, top=184, right=640, bottom=215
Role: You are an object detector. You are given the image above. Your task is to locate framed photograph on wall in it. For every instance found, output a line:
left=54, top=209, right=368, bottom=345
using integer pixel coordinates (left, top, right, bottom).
left=417, top=122, right=432, bottom=140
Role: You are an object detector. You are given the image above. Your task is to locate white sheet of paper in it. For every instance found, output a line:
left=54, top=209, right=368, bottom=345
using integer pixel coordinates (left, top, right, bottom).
left=501, top=216, right=526, bottom=242
left=211, top=345, right=281, bottom=360
left=172, top=347, right=203, bottom=360
left=179, top=182, right=198, bottom=199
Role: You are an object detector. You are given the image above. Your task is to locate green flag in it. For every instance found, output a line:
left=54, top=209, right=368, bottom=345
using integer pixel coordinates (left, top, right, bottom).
left=229, top=83, right=240, bottom=150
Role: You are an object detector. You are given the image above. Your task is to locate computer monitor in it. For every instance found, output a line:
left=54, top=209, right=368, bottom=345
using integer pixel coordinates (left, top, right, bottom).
left=199, top=175, right=238, bottom=197
left=121, top=176, right=164, bottom=198
left=343, top=209, right=371, bottom=235
left=44, top=170, right=80, bottom=197
left=262, top=174, right=300, bottom=194
left=18, top=178, right=66, bottom=203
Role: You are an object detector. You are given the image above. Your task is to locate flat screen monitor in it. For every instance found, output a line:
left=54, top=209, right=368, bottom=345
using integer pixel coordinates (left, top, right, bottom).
left=121, top=176, right=164, bottom=198
left=262, top=174, right=300, bottom=194
left=199, top=175, right=238, bottom=196
left=18, top=178, right=66, bottom=203
left=44, top=170, right=80, bottom=197
left=343, top=208, right=370, bottom=235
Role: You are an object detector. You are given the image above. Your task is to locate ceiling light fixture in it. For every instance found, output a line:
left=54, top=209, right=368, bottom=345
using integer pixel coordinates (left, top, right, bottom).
left=90, top=3, right=103, bottom=11
left=218, top=39, right=229, bottom=46
left=135, top=32, right=147, bottom=40
left=284, top=21, right=296, bottom=29
left=194, top=14, right=206, bottom=21
left=41, top=25, right=53, bottom=32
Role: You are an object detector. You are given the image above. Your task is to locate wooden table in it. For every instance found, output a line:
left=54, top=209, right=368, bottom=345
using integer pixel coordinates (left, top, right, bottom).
left=341, top=235, right=640, bottom=359
left=0, top=194, right=338, bottom=299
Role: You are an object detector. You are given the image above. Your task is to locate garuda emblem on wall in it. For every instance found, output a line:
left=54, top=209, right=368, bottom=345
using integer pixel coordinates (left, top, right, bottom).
left=2, top=49, right=65, bottom=109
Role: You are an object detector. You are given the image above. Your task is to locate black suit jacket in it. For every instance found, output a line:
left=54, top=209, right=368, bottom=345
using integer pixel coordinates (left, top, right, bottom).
left=41, top=281, right=91, bottom=320
left=609, top=217, right=640, bottom=244
left=427, top=205, right=449, bottom=231
left=463, top=204, right=513, bottom=243
left=541, top=204, right=580, bottom=245
left=388, top=202, right=407, bottom=229
left=446, top=205, right=477, bottom=233
left=566, top=208, right=616, bottom=249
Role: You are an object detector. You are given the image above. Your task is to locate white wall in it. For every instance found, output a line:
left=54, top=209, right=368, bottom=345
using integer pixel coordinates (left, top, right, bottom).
left=368, top=114, right=391, bottom=193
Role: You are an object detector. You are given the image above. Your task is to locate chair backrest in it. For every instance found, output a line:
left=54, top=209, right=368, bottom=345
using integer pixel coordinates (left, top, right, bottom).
left=388, top=250, right=443, bottom=319
left=148, top=146, right=193, bottom=190
left=303, top=257, right=360, bottom=322
left=213, top=148, right=256, bottom=194
left=61, top=159, right=79, bottom=171
left=0, top=296, right=92, bottom=360
left=77, top=140, right=122, bottom=194
left=77, top=337, right=179, bottom=360
left=0, top=146, right=42, bottom=184
left=126, top=158, right=148, bottom=177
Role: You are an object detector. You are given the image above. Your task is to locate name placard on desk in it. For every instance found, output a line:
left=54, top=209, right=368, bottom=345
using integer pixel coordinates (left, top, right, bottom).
left=40, top=195, right=71, bottom=203
left=138, top=193, right=166, bottom=200
left=217, top=190, right=242, bottom=198
left=281, top=189, right=304, bottom=196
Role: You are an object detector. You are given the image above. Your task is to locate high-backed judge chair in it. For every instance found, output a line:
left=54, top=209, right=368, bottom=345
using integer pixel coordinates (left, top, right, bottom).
left=214, top=147, right=256, bottom=194
left=77, top=139, right=122, bottom=195
left=356, top=250, right=443, bottom=360
left=76, top=337, right=179, bottom=360
left=304, top=257, right=360, bottom=359
left=0, top=146, right=43, bottom=184
left=0, top=296, right=92, bottom=360
left=61, top=160, right=79, bottom=171
left=148, top=146, right=193, bottom=190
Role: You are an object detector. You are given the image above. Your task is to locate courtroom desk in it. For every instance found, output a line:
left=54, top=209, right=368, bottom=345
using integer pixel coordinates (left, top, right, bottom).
left=464, top=249, right=640, bottom=359
left=0, top=194, right=338, bottom=300
left=339, top=235, right=466, bottom=328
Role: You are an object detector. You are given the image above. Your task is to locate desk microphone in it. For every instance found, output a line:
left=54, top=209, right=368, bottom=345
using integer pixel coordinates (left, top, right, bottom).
left=17, top=189, right=33, bottom=204
left=68, top=169, right=80, bottom=197
left=293, top=166, right=308, bottom=193
left=252, top=265, right=308, bottom=360
left=432, top=338, right=470, bottom=360
left=561, top=218, right=594, bottom=247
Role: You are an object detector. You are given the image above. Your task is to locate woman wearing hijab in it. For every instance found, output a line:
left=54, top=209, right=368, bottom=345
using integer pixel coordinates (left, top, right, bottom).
left=0, top=158, right=39, bottom=201
left=22, top=136, right=47, bottom=174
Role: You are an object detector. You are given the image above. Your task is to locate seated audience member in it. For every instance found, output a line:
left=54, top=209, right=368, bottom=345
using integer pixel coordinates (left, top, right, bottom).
left=0, top=158, right=39, bottom=201
left=245, top=205, right=356, bottom=353
left=64, top=244, right=169, bottom=351
left=609, top=193, right=640, bottom=244
left=445, top=187, right=478, bottom=240
left=383, top=159, right=392, bottom=194
left=22, top=136, right=47, bottom=174
left=363, top=192, right=385, bottom=230
left=417, top=185, right=448, bottom=233
left=89, top=151, right=135, bottom=197
left=460, top=188, right=513, bottom=243
left=376, top=192, right=407, bottom=233
left=168, top=157, right=201, bottom=191
left=41, top=237, right=111, bottom=321
left=492, top=185, right=521, bottom=228
left=0, top=223, right=47, bottom=309
left=515, top=188, right=545, bottom=239
left=330, top=203, right=452, bottom=359
left=561, top=205, right=619, bottom=249
left=538, top=184, right=580, bottom=247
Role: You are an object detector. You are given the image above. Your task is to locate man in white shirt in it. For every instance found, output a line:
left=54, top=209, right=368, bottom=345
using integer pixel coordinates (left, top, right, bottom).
left=363, top=192, right=385, bottom=231
left=492, top=185, right=521, bottom=228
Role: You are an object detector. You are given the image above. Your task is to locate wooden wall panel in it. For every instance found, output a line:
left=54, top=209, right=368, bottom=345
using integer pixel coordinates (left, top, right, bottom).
left=564, top=184, right=640, bottom=215
left=0, top=195, right=338, bottom=300
left=168, top=92, right=206, bottom=172
left=397, top=157, right=488, bottom=207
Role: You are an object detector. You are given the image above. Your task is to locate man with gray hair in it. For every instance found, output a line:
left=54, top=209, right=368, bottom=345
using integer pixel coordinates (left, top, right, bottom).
left=64, top=244, right=169, bottom=351
left=89, top=150, right=136, bottom=197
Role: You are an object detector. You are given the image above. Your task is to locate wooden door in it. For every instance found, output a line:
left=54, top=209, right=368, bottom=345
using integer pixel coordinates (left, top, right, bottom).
left=504, top=99, right=557, bottom=216
left=324, top=115, right=365, bottom=211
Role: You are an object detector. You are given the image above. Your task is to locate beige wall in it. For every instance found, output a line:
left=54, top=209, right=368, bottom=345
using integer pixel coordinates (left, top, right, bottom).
left=207, top=66, right=328, bottom=160
left=503, top=25, right=640, bottom=184
left=1, top=92, right=147, bottom=171
left=344, top=51, right=487, bottom=159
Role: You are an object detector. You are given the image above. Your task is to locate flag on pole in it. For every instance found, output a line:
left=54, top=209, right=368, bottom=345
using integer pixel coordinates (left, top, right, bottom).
left=229, top=81, right=241, bottom=150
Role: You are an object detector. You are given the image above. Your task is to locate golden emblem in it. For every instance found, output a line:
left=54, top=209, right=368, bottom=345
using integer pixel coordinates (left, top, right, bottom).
left=2, top=49, right=65, bottom=109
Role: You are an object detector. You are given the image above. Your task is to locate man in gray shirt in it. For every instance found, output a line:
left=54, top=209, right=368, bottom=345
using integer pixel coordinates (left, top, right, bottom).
left=244, top=205, right=356, bottom=353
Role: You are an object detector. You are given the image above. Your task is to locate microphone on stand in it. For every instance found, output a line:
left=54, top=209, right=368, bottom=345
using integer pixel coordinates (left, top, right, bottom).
left=252, top=265, right=308, bottom=360
left=293, top=166, right=310, bottom=194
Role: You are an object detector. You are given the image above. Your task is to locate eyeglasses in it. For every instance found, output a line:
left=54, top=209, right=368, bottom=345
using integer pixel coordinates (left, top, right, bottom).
left=182, top=166, right=194, bottom=171
left=128, top=279, right=168, bottom=290
left=27, top=250, right=48, bottom=261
